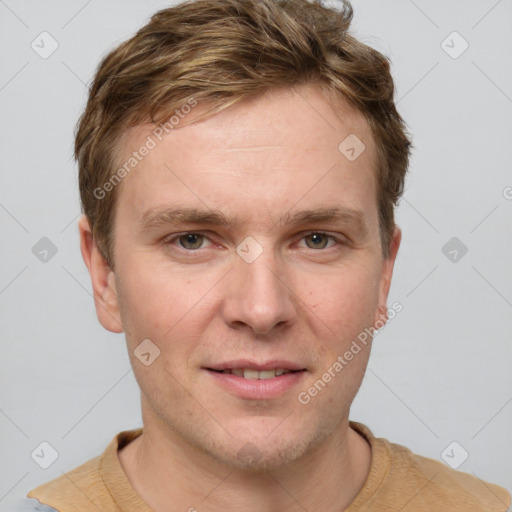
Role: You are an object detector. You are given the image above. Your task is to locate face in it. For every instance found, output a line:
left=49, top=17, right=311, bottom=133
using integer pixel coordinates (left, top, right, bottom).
left=81, top=84, right=400, bottom=470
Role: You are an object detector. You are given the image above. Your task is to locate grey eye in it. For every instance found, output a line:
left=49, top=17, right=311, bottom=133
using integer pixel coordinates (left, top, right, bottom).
left=304, top=233, right=330, bottom=249
left=178, top=233, right=205, bottom=250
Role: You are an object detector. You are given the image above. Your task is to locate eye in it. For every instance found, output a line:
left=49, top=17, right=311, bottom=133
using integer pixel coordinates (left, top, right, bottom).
left=300, top=231, right=339, bottom=250
left=164, top=231, right=343, bottom=253
left=168, top=232, right=212, bottom=250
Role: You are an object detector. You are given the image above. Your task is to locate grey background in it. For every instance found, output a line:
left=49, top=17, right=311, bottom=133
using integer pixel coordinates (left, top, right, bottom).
left=1, top=0, right=511, bottom=509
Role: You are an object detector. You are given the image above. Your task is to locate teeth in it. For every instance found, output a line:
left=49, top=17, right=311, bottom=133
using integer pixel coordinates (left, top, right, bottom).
left=243, top=369, right=259, bottom=379
left=258, top=370, right=277, bottom=380
left=218, top=368, right=293, bottom=379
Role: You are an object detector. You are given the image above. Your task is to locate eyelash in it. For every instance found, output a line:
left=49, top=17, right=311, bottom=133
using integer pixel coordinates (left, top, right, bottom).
left=164, top=231, right=344, bottom=252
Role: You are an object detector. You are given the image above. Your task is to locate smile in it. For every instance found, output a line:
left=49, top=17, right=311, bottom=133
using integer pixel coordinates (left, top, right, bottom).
left=204, top=367, right=307, bottom=399
left=208, top=368, right=299, bottom=379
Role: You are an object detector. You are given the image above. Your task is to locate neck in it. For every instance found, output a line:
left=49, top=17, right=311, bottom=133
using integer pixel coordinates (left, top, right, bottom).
left=119, top=413, right=371, bottom=512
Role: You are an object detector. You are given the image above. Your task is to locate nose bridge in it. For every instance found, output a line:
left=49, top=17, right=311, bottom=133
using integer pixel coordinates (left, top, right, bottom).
left=222, top=239, right=296, bottom=335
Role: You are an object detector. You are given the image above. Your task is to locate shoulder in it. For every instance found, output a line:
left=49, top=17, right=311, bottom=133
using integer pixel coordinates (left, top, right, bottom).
left=25, top=428, right=143, bottom=512
left=350, top=421, right=510, bottom=512
left=385, top=439, right=511, bottom=511
left=26, top=453, right=105, bottom=510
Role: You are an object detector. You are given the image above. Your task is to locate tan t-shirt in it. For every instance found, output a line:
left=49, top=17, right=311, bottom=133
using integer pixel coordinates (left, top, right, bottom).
left=27, top=421, right=511, bottom=511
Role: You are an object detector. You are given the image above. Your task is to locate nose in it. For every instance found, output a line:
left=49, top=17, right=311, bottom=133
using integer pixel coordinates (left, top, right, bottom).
left=220, top=247, right=297, bottom=336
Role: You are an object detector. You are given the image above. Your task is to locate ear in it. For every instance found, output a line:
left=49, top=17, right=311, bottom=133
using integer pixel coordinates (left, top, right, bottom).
left=374, top=226, right=401, bottom=327
left=79, top=216, right=123, bottom=333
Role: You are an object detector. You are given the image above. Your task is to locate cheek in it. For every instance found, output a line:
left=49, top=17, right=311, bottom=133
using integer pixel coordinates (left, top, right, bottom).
left=302, top=262, right=381, bottom=334
left=116, top=260, right=213, bottom=338
left=115, top=259, right=225, bottom=390
left=116, top=271, right=169, bottom=338
left=116, top=266, right=205, bottom=390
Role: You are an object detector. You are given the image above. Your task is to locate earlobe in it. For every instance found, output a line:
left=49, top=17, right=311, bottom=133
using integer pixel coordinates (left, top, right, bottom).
left=78, top=216, right=124, bottom=333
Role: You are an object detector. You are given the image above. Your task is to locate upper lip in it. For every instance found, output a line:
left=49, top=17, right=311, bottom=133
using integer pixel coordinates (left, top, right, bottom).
left=205, top=360, right=306, bottom=371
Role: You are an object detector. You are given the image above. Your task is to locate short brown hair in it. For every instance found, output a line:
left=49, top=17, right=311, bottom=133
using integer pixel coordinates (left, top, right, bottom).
left=75, top=0, right=411, bottom=267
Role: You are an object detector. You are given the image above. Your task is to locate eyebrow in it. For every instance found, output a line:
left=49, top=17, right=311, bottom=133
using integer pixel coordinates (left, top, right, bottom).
left=138, top=205, right=368, bottom=236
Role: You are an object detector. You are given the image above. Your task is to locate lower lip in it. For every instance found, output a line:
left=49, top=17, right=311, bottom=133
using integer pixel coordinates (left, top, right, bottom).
left=204, top=369, right=306, bottom=400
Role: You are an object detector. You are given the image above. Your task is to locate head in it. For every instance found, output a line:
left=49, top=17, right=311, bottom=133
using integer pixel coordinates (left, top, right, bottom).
left=78, top=0, right=411, bottom=470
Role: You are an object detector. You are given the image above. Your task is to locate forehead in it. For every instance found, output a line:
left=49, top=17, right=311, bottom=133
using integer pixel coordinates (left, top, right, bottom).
left=114, top=84, right=378, bottom=229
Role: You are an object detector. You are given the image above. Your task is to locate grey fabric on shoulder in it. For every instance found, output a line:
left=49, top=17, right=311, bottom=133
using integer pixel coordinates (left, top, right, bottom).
left=10, top=497, right=59, bottom=512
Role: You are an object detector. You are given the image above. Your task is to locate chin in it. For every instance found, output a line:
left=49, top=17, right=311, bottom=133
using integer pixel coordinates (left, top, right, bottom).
left=204, top=425, right=327, bottom=471
left=215, top=441, right=309, bottom=471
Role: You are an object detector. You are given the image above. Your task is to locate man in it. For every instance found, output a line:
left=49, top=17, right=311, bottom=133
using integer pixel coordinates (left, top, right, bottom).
left=23, top=0, right=510, bottom=510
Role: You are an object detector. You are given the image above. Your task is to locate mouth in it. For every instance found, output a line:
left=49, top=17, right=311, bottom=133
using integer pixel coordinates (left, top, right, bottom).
left=203, top=362, right=307, bottom=400
left=206, top=368, right=305, bottom=379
